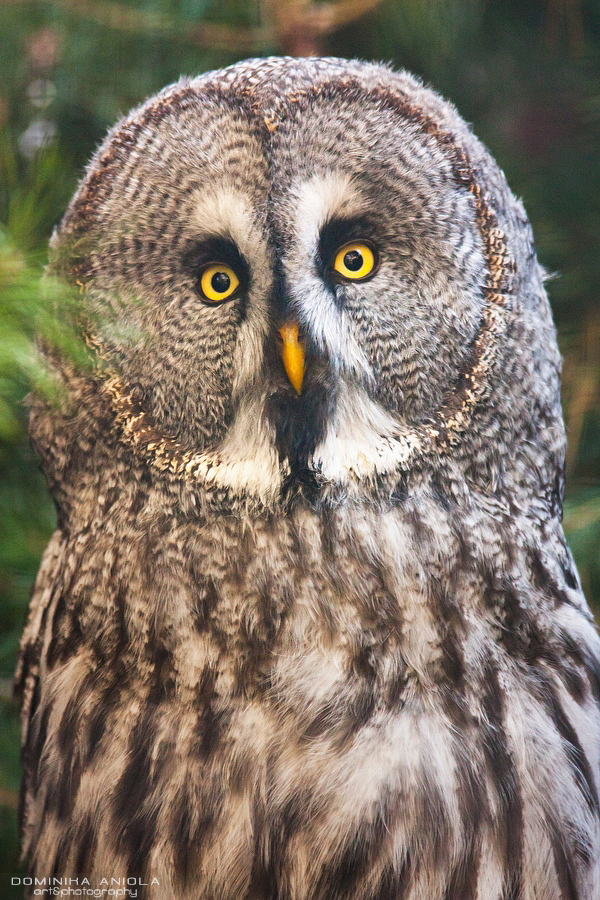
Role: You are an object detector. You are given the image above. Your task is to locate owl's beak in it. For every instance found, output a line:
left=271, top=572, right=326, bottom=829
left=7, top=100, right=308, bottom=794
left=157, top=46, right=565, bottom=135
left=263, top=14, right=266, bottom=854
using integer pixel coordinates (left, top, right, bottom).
left=279, top=323, right=305, bottom=395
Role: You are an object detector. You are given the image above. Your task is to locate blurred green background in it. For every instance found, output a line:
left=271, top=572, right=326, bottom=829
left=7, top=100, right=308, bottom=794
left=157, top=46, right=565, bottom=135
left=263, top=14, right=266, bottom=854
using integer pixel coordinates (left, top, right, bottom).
left=1, top=0, right=599, bottom=880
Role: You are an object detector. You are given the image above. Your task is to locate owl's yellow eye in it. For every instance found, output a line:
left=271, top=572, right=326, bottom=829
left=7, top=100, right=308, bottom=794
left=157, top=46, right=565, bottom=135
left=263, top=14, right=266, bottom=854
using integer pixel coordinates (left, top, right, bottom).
left=199, top=264, right=240, bottom=303
left=332, top=242, right=377, bottom=281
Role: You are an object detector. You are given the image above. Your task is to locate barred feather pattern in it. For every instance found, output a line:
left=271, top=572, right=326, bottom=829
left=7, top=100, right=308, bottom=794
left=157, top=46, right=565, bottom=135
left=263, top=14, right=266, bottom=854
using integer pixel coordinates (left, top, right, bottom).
left=18, top=482, right=600, bottom=899
left=16, top=56, right=600, bottom=899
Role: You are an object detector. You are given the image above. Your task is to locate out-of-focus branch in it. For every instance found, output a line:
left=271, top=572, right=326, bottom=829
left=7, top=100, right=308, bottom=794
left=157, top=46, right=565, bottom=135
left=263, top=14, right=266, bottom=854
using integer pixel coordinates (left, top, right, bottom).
left=304, top=0, right=384, bottom=31
left=263, top=0, right=383, bottom=54
left=545, top=0, right=585, bottom=55
left=39, top=0, right=273, bottom=49
left=0, top=787, right=19, bottom=810
left=563, top=310, right=600, bottom=477
left=184, top=22, right=273, bottom=52
left=50, top=0, right=169, bottom=34
left=0, top=0, right=383, bottom=54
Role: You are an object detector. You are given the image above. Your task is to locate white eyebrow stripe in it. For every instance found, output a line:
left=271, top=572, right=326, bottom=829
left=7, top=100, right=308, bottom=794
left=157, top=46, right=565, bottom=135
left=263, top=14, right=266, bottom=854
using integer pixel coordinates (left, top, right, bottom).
left=284, top=172, right=376, bottom=381
left=189, top=185, right=273, bottom=400
left=190, top=185, right=264, bottom=260
left=292, top=171, right=366, bottom=243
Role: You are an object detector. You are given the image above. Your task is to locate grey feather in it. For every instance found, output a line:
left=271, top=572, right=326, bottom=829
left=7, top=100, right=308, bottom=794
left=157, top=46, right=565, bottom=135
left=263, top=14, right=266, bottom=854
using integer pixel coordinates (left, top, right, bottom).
left=16, top=56, right=600, bottom=899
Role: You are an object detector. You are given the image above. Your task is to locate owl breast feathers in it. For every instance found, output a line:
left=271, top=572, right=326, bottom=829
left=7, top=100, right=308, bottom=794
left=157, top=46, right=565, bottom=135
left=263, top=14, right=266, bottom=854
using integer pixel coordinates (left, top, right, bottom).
left=16, top=57, right=600, bottom=899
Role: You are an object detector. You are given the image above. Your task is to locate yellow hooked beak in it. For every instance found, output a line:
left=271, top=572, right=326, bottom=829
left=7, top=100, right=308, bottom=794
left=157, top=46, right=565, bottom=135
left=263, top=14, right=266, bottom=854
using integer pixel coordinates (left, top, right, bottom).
left=279, top=323, right=305, bottom=395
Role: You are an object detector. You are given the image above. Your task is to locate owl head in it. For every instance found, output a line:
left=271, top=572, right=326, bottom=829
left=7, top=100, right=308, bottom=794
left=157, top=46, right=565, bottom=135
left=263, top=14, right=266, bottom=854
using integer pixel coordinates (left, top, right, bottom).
left=38, top=56, right=564, bottom=520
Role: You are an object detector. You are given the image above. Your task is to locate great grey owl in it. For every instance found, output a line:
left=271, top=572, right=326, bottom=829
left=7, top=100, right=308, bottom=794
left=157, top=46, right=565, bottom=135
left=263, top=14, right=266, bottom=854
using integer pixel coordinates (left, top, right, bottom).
left=16, top=56, right=600, bottom=899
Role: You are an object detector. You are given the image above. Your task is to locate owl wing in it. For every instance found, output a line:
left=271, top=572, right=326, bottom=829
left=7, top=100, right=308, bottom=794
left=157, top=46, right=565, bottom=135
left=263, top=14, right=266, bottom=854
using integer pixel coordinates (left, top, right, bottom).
left=15, top=529, right=67, bottom=827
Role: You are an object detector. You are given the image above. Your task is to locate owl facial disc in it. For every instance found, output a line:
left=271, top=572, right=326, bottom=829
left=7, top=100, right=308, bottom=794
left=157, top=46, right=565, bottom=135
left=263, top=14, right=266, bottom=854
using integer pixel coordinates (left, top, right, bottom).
left=55, top=59, right=524, bottom=506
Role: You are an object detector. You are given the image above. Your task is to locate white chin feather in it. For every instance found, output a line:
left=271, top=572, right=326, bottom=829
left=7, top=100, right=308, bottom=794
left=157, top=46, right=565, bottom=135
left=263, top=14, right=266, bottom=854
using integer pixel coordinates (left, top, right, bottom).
left=311, top=382, right=422, bottom=484
left=188, top=392, right=286, bottom=502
